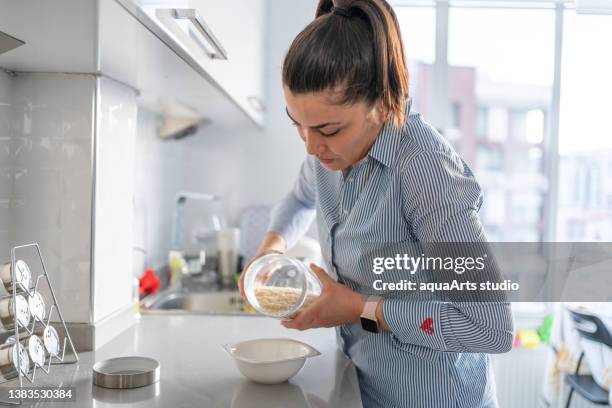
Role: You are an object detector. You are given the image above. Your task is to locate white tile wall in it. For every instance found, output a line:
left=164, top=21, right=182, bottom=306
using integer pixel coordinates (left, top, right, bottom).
left=0, top=72, right=95, bottom=323
left=0, top=70, right=13, bottom=259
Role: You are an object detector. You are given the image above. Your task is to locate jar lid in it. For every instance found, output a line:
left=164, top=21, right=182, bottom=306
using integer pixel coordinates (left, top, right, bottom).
left=15, top=295, right=31, bottom=328
left=28, top=335, right=45, bottom=367
left=43, top=325, right=60, bottom=357
left=11, top=343, right=30, bottom=375
left=93, top=356, right=160, bottom=389
left=28, top=291, right=46, bottom=321
left=14, top=260, right=32, bottom=291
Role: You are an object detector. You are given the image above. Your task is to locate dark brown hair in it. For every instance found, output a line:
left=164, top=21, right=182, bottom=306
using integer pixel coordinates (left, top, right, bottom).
left=282, top=0, right=409, bottom=126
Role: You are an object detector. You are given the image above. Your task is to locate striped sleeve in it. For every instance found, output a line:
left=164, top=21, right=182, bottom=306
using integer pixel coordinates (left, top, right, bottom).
left=382, top=149, right=514, bottom=353
left=401, top=150, right=485, bottom=242
left=268, top=156, right=317, bottom=250
left=383, top=300, right=514, bottom=353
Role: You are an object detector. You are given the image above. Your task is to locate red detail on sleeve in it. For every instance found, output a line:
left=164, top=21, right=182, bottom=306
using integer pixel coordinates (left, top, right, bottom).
left=420, top=317, right=434, bottom=335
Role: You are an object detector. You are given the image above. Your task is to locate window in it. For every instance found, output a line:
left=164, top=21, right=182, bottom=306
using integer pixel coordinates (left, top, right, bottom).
left=449, top=102, right=461, bottom=129
left=477, top=106, right=488, bottom=138
left=526, top=109, right=545, bottom=144
left=447, top=7, right=555, bottom=242
left=393, top=1, right=612, bottom=243
left=556, top=11, right=612, bottom=241
left=394, top=6, right=435, bottom=114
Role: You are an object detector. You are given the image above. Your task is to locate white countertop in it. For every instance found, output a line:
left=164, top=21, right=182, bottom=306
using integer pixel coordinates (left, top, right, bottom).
left=4, top=314, right=362, bottom=407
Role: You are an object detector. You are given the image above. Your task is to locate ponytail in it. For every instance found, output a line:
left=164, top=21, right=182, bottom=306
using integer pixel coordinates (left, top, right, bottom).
left=283, top=0, right=409, bottom=127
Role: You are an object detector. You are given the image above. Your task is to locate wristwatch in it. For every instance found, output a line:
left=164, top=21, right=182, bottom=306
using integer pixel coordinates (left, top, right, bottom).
left=360, top=295, right=382, bottom=333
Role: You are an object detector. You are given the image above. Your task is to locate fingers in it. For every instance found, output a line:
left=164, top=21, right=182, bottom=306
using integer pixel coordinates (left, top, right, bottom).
left=281, top=300, right=321, bottom=330
left=282, top=315, right=316, bottom=330
left=309, top=263, right=334, bottom=287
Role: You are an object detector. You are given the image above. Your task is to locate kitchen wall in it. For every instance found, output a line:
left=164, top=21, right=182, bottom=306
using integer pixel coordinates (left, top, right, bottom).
left=135, top=0, right=316, bottom=272
left=0, top=68, right=138, bottom=344
left=0, top=71, right=95, bottom=323
left=0, top=70, right=13, bottom=259
left=133, top=108, right=186, bottom=270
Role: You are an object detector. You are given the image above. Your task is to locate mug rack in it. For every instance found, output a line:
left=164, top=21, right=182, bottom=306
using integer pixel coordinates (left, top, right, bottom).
left=0, top=243, right=78, bottom=405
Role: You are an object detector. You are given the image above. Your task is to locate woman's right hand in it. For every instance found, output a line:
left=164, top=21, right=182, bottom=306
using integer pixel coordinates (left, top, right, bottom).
left=238, top=232, right=286, bottom=298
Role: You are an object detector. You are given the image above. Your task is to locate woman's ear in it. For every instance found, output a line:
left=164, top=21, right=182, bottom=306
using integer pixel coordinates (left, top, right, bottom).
left=367, top=102, right=388, bottom=126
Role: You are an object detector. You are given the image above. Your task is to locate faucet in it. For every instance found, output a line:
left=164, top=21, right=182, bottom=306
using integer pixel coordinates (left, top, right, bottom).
left=172, top=191, right=221, bottom=251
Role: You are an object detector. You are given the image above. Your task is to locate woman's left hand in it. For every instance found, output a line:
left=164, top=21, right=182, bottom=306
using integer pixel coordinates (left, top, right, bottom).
left=282, top=264, right=365, bottom=330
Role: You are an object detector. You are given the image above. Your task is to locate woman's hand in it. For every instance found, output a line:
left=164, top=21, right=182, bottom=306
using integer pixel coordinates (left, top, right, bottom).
left=238, top=232, right=286, bottom=298
left=282, top=264, right=365, bottom=330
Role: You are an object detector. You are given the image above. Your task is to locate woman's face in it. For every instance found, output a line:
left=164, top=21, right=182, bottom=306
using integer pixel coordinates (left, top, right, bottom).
left=283, top=87, right=385, bottom=171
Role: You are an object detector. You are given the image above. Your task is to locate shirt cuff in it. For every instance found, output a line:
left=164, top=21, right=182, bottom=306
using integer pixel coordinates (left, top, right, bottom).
left=382, top=299, right=448, bottom=351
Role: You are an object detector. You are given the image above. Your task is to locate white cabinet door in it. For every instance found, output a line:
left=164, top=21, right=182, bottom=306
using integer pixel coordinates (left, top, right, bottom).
left=188, top=0, right=266, bottom=125
left=120, top=0, right=266, bottom=126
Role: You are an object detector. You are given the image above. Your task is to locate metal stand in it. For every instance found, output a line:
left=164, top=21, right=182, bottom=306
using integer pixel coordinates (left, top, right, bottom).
left=0, top=243, right=79, bottom=405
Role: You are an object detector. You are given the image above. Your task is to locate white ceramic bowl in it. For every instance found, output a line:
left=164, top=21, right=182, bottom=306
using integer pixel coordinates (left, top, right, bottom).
left=223, top=338, right=320, bottom=384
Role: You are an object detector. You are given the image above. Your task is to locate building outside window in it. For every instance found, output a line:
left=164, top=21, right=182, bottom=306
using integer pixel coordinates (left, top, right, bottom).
left=393, top=1, right=612, bottom=242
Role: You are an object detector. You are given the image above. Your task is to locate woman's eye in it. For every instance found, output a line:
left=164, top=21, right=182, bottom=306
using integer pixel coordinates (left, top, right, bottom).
left=320, top=129, right=340, bottom=137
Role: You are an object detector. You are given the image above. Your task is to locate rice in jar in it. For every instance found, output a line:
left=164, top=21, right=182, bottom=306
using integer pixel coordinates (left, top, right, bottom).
left=243, top=254, right=321, bottom=319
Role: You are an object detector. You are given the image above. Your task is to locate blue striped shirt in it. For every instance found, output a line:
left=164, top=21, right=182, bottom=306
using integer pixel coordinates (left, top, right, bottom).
left=269, top=100, right=515, bottom=408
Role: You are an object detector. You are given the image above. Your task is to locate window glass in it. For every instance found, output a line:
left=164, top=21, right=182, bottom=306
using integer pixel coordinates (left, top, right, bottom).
left=557, top=11, right=612, bottom=241
left=447, top=8, right=555, bottom=241
left=394, top=7, right=436, bottom=114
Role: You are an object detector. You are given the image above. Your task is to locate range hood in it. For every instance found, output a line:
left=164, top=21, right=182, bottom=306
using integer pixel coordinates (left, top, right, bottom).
left=159, top=101, right=209, bottom=140
left=0, top=30, right=25, bottom=56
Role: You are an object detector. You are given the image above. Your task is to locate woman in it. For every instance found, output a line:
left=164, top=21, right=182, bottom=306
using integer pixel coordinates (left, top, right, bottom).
left=240, top=1, right=514, bottom=407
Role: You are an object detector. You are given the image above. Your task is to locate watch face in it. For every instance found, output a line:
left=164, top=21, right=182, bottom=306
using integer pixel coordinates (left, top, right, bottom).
left=360, top=317, right=379, bottom=333
left=28, top=291, right=46, bottom=321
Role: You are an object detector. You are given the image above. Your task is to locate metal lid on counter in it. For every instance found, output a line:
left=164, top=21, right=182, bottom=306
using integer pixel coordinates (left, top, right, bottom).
left=93, top=356, right=160, bottom=389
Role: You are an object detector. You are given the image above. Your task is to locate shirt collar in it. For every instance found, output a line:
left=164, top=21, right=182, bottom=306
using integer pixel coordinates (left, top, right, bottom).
left=367, top=98, right=412, bottom=168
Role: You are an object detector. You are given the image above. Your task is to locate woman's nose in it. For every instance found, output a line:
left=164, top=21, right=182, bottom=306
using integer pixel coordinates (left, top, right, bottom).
left=303, top=129, right=323, bottom=155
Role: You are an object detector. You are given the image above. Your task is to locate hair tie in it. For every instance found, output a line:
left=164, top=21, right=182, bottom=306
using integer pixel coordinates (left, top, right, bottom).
left=331, top=6, right=353, bottom=17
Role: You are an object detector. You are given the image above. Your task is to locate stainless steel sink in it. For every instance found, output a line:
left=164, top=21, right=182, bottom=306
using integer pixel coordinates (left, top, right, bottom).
left=141, top=290, right=255, bottom=315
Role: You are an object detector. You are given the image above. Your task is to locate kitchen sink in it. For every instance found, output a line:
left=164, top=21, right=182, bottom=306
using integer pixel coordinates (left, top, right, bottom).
left=141, top=290, right=256, bottom=315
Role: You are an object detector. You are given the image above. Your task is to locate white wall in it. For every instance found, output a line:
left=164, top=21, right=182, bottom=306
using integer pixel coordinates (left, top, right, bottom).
left=133, top=109, right=186, bottom=270
left=0, top=72, right=95, bottom=323
left=0, top=70, right=13, bottom=259
left=134, top=0, right=317, bottom=270
left=93, top=76, right=138, bottom=322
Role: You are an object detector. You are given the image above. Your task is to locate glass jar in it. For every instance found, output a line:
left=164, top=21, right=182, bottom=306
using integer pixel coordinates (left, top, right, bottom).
left=243, top=254, right=321, bottom=319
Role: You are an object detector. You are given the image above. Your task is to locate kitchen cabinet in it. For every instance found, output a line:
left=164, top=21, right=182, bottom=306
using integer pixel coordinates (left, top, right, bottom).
left=113, top=0, right=267, bottom=127
left=0, top=0, right=267, bottom=129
